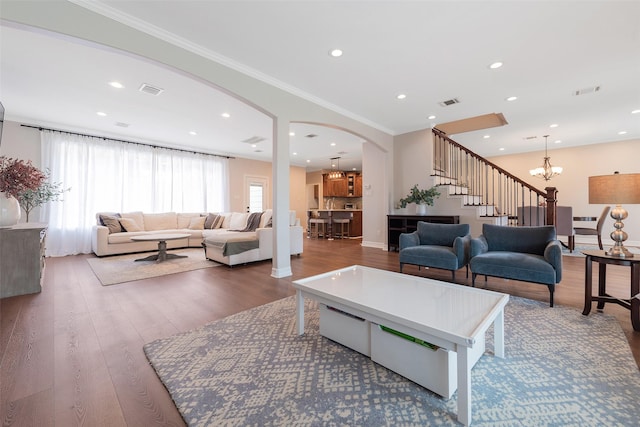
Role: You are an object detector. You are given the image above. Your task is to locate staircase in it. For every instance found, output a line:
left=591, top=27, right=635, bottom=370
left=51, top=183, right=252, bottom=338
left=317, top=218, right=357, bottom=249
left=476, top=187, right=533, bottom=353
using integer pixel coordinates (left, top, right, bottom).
left=428, top=128, right=558, bottom=236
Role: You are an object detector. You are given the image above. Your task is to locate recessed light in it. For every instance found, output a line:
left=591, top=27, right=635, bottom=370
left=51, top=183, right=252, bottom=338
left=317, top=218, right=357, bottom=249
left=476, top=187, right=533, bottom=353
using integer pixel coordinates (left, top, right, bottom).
left=352, top=167, right=357, bottom=171
left=329, top=49, right=343, bottom=57
left=550, top=123, right=559, bottom=128
left=251, top=144, right=257, bottom=148
left=396, top=94, right=407, bottom=100
left=96, top=111, right=107, bottom=117
left=618, top=131, right=628, bottom=135
left=427, top=115, right=436, bottom=120
left=189, top=131, right=197, bottom=136
left=221, top=113, right=230, bottom=118
left=483, top=135, right=490, bottom=139
left=632, top=109, right=640, bottom=114
left=289, top=132, right=295, bottom=136
left=330, top=142, right=336, bottom=146
left=292, top=152, right=298, bottom=156
left=306, top=159, right=311, bottom=163
left=109, top=81, right=124, bottom=89
left=554, top=140, right=562, bottom=144
left=489, top=62, right=503, bottom=69
left=506, top=96, right=518, bottom=101
left=499, top=147, right=505, bottom=151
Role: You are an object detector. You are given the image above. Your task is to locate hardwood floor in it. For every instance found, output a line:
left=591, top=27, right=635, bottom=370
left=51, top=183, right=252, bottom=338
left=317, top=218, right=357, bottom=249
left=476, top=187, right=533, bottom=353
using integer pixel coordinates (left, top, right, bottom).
left=2, top=238, right=639, bottom=426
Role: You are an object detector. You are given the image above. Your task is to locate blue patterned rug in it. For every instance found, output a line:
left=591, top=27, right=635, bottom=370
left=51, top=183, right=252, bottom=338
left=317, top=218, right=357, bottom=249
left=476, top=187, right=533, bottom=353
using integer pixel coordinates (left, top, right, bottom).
left=144, top=295, right=640, bottom=426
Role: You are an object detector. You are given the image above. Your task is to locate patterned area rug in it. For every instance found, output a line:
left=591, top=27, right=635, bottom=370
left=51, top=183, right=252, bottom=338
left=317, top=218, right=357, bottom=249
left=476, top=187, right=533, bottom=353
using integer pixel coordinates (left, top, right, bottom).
left=144, top=295, right=640, bottom=426
left=87, top=248, right=220, bottom=285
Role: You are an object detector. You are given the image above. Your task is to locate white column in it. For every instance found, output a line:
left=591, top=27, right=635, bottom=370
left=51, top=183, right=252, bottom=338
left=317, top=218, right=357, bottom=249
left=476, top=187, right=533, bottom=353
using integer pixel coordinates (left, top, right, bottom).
left=271, top=115, right=292, bottom=278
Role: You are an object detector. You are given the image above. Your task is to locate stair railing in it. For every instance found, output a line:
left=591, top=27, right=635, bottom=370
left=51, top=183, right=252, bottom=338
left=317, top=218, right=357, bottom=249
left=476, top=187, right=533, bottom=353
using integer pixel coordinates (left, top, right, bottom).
left=432, top=128, right=558, bottom=227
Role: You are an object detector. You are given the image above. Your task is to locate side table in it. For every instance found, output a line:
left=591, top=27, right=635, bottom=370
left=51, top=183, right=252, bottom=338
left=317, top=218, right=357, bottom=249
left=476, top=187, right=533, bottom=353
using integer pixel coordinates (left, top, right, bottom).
left=582, top=250, right=640, bottom=331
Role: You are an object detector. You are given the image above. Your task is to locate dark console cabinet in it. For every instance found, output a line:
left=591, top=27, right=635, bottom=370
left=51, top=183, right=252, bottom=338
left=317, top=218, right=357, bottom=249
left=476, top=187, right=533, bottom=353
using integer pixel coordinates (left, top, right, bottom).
left=387, top=215, right=460, bottom=252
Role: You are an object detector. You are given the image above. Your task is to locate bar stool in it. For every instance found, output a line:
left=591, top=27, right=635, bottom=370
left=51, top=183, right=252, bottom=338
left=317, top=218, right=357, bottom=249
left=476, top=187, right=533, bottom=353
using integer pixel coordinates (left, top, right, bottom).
left=332, top=218, right=350, bottom=239
left=309, top=218, right=329, bottom=238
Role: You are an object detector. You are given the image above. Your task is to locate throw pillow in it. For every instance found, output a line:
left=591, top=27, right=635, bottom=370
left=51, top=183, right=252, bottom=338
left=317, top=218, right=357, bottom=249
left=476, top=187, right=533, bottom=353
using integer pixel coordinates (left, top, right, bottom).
left=119, top=217, right=143, bottom=232
left=205, top=213, right=224, bottom=229
left=188, top=216, right=205, bottom=230
left=266, top=216, right=272, bottom=227
left=99, top=214, right=123, bottom=234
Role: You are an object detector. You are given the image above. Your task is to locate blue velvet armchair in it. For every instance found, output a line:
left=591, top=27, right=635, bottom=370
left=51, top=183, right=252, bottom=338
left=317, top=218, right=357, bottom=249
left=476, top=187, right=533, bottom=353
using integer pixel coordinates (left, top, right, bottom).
left=470, top=223, right=563, bottom=306
left=399, top=222, right=471, bottom=280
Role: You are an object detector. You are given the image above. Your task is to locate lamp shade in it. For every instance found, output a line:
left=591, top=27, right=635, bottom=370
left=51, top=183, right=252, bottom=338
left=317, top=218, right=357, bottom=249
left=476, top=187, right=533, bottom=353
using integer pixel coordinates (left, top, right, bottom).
left=589, top=173, right=640, bottom=204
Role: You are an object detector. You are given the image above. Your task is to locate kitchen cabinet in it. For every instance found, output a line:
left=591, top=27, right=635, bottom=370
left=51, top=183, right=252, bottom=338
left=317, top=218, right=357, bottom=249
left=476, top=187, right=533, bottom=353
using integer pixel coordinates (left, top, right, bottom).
left=323, top=172, right=362, bottom=197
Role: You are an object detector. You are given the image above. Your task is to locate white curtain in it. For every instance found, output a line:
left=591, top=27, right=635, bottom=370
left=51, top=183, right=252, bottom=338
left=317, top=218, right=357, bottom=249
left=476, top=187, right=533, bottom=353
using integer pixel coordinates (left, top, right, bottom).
left=40, top=131, right=229, bottom=256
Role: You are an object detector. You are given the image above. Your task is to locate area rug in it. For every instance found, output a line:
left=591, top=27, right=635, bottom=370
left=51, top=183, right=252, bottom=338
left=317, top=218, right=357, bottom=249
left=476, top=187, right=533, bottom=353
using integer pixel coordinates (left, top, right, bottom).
left=144, top=295, right=640, bottom=426
left=87, top=248, right=220, bottom=286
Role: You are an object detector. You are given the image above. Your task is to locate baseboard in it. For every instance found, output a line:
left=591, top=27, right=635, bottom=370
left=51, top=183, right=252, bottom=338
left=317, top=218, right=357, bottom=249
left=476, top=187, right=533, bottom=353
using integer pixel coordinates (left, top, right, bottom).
left=361, top=240, right=387, bottom=250
left=271, top=266, right=293, bottom=278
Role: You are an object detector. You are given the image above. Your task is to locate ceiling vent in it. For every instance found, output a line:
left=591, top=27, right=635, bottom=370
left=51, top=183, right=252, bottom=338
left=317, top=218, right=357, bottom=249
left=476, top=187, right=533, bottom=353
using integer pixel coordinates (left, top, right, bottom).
left=139, top=83, right=164, bottom=96
left=115, top=122, right=130, bottom=128
left=523, top=135, right=538, bottom=141
left=241, top=136, right=266, bottom=144
left=573, top=86, right=601, bottom=96
left=305, top=133, right=318, bottom=138
left=439, top=98, right=460, bottom=107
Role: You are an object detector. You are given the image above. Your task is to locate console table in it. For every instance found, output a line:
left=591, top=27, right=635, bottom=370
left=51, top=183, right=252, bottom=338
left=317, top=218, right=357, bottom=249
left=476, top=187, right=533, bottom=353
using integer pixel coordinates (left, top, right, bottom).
left=582, top=250, right=640, bottom=331
left=0, top=223, right=47, bottom=299
left=387, top=214, right=460, bottom=252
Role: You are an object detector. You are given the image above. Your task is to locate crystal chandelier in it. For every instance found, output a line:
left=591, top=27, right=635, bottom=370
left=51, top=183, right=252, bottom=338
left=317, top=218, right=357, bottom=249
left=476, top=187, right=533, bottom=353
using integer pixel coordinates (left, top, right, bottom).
left=327, top=157, right=345, bottom=179
left=529, top=135, right=562, bottom=181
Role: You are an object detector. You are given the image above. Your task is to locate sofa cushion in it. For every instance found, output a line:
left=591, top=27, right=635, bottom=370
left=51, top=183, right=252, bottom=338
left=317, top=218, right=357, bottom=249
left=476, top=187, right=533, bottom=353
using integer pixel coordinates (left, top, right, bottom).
left=188, top=216, right=206, bottom=230
left=470, top=252, right=557, bottom=285
left=119, top=217, right=143, bottom=232
left=220, top=213, right=233, bottom=229
left=204, top=213, right=224, bottom=229
left=177, top=213, right=202, bottom=229
left=229, top=212, right=249, bottom=230
left=482, top=223, right=556, bottom=255
left=400, top=246, right=460, bottom=271
left=259, top=209, right=272, bottom=228
left=143, top=212, right=178, bottom=231
left=99, top=214, right=123, bottom=234
left=121, top=211, right=145, bottom=230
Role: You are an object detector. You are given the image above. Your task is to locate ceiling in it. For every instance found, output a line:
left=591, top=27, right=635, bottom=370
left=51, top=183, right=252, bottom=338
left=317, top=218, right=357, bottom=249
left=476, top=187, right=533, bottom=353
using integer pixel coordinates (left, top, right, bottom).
left=1, top=1, right=639, bottom=173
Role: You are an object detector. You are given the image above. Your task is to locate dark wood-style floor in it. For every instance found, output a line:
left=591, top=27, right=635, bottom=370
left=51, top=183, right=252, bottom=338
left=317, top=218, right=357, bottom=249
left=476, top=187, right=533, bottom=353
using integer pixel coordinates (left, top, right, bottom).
left=2, top=237, right=639, bottom=426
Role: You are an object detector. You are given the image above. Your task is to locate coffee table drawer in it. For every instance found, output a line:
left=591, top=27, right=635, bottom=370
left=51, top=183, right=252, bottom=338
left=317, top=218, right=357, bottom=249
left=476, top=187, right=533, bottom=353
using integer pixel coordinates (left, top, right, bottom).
left=319, top=304, right=371, bottom=356
left=370, top=323, right=458, bottom=398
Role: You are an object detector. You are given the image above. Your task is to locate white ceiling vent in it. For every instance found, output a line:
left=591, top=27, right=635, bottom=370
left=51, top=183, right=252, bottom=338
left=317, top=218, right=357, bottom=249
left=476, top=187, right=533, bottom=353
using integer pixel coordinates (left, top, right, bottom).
left=523, top=135, right=537, bottom=140
left=305, top=133, right=319, bottom=138
left=439, top=98, right=460, bottom=107
left=573, top=86, right=601, bottom=96
left=242, top=136, right=266, bottom=144
left=139, top=83, right=164, bottom=96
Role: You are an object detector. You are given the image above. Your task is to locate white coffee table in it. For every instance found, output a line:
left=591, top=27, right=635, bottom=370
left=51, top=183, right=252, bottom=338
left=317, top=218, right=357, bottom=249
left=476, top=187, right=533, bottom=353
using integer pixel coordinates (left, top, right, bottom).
left=130, top=233, right=190, bottom=262
left=293, top=265, right=509, bottom=426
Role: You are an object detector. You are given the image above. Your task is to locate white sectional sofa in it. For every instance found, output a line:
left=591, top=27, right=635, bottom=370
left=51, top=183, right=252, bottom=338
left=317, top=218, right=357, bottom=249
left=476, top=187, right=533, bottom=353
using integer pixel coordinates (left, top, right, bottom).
left=92, top=210, right=304, bottom=266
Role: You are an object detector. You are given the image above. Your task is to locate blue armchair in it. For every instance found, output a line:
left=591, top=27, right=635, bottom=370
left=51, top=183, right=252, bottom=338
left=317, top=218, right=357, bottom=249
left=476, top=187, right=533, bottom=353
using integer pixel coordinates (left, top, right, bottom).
left=470, top=223, right=563, bottom=306
left=399, top=222, right=471, bottom=281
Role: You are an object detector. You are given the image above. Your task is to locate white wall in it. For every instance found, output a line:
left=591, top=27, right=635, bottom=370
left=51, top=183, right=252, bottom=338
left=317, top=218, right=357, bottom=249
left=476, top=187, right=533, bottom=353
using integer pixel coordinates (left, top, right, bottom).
left=488, top=138, right=640, bottom=246
left=392, top=128, right=433, bottom=209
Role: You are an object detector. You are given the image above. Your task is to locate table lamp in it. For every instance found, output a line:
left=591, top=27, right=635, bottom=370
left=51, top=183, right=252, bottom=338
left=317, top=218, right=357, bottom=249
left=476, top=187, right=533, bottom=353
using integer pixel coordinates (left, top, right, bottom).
left=589, top=172, right=640, bottom=257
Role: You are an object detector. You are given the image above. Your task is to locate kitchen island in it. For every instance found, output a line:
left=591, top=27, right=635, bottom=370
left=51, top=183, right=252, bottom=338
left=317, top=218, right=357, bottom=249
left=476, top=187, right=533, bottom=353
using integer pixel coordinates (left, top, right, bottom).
left=308, top=209, right=362, bottom=238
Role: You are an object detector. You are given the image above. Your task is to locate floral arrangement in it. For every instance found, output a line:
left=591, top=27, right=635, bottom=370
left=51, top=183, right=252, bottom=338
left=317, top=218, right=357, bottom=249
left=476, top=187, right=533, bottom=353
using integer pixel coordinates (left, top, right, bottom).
left=398, top=184, right=440, bottom=208
left=1, top=156, right=70, bottom=222
left=0, top=156, right=45, bottom=199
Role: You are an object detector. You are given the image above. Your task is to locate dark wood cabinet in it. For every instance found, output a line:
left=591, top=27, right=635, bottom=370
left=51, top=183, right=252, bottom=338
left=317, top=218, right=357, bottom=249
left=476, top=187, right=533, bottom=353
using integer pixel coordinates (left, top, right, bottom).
left=350, top=211, right=363, bottom=237
left=323, top=173, right=362, bottom=197
left=387, top=214, right=459, bottom=252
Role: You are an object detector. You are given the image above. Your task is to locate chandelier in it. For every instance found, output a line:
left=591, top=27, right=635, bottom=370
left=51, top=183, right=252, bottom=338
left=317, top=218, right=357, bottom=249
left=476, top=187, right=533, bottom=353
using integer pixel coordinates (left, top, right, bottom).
left=327, top=157, right=345, bottom=179
left=529, top=135, right=562, bottom=181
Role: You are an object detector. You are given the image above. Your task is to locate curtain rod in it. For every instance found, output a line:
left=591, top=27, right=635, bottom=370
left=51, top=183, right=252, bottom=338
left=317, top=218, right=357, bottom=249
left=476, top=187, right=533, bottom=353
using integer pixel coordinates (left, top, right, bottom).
left=20, top=124, right=234, bottom=159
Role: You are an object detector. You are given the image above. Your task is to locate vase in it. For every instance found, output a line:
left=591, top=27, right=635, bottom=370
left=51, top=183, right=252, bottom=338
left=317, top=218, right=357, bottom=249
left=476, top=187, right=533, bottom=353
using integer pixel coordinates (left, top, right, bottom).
left=0, top=192, right=21, bottom=227
left=416, top=203, right=429, bottom=215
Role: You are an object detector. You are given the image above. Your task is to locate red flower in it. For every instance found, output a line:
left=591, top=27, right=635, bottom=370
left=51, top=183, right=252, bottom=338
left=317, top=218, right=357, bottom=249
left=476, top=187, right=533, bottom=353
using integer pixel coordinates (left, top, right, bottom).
left=0, top=156, right=46, bottom=199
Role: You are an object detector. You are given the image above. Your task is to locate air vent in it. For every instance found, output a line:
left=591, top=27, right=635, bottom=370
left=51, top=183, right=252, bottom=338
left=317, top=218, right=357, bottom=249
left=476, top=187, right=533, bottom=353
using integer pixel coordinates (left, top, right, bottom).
left=241, top=136, right=266, bottom=144
left=115, top=122, right=130, bottom=128
left=439, top=98, right=460, bottom=107
left=139, top=83, right=164, bottom=96
left=305, top=133, right=318, bottom=138
left=573, top=86, right=601, bottom=96
left=523, top=135, right=538, bottom=140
